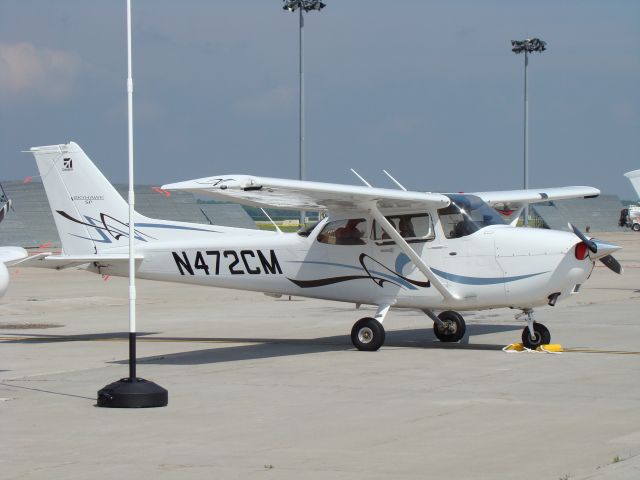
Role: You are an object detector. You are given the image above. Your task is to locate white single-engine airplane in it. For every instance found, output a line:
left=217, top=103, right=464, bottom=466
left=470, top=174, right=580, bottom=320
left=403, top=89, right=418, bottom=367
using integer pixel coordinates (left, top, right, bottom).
left=22, top=142, right=622, bottom=350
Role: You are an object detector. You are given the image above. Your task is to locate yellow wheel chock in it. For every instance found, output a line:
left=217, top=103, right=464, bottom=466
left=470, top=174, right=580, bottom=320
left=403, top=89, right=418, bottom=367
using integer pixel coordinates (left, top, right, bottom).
left=503, top=343, right=563, bottom=353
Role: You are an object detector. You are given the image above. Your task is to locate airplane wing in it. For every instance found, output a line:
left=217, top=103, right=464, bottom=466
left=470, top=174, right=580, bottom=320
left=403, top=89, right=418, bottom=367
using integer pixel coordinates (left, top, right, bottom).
left=162, top=175, right=451, bottom=212
left=473, top=186, right=600, bottom=207
left=12, top=253, right=144, bottom=270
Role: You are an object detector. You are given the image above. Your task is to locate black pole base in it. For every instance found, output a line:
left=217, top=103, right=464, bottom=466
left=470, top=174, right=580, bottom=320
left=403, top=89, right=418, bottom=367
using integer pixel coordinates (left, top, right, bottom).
left=97, top=377, right=168, bottom=408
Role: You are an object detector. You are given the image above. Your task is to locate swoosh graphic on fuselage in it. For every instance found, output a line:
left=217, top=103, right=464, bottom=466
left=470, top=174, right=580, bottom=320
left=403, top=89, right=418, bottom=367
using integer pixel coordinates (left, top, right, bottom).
left=430, top=268, right=548, bottom=285
left=287, top=254, right=430, bottom=290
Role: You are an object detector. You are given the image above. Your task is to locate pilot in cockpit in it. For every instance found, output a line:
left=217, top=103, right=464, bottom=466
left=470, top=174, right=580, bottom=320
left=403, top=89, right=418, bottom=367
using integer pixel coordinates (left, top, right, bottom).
left=399, top=217, right=415, bottom=238
left=335, top=219, right=365, bottom=245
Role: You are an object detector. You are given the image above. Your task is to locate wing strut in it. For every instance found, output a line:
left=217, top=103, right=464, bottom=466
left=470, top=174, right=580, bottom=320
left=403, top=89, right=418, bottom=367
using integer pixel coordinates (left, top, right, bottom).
left=368, top=203, right=460, bottom=302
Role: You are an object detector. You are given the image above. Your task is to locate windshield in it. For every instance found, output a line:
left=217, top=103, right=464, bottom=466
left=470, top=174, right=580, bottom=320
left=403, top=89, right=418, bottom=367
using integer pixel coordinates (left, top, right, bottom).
left=438, top=194, right=505, bottom=239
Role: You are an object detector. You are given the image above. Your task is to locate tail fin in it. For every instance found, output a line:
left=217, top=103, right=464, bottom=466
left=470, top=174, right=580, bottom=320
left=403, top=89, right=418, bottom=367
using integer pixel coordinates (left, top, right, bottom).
left=30, top=142, right=133, bottom=255
left=624, top=169, right=640, bottom=200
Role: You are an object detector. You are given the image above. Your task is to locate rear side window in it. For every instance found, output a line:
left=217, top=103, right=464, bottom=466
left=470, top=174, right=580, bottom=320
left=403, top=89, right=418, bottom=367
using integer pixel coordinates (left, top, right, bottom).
left=317, top=219, right=367, bottom=245
left=372, top=213, right=434, bottom=243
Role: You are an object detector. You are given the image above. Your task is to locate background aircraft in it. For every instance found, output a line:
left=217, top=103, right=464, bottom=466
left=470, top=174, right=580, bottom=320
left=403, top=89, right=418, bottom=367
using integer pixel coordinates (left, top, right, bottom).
left=21, top=142, right=621, bottom=350
left=0, top=187, right=28, bottom=298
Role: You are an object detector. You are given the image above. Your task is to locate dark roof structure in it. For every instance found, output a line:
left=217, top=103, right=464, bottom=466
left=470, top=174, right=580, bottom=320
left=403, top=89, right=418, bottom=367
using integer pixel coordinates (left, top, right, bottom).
left=530, top=195, right=625, bottom=232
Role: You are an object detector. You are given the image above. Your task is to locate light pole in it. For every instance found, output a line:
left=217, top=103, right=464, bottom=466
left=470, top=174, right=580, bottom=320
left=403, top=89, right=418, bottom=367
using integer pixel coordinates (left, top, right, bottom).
left=511, top=37, right=547, bottom=226
left=282, top=0, right=326, bottom=227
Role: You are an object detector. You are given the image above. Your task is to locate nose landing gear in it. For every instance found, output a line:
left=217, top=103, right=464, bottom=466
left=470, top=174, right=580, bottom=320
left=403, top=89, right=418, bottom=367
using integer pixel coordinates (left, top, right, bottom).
left=517, top=309, right=551, bottom=349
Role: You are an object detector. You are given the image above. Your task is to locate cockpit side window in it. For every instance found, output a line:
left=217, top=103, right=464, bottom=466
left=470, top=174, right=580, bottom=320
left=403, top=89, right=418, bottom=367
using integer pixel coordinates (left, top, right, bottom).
left=438, top=194, right=505, bottom=239
left=317, top=218, right=367, bottom=245
left=438, top=204, right=479, bottom=239
left=371, top=213, right=435, bottom=244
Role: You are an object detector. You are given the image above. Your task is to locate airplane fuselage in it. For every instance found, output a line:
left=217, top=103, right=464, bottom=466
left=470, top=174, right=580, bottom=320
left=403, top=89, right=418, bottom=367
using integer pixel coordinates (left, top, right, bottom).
left=94, top=219, right=594, bottom=312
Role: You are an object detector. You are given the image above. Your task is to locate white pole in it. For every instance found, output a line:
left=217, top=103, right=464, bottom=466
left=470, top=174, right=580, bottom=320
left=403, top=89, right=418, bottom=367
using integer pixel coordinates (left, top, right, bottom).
left=97, top=0, right=166, bottom=407
left=126, top=0, right=137, bottom=379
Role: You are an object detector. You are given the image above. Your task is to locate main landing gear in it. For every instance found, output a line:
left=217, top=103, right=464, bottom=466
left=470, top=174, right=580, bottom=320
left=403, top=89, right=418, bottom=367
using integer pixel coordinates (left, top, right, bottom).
left=351, top=304, right=390, bottom=351
left=350, top=307, right=469, bottom=351
left=351, top=317, right=386, bottom=351
left=422, top=309, right=466, bottom=343
left=517, top=309, right=551, bottom=350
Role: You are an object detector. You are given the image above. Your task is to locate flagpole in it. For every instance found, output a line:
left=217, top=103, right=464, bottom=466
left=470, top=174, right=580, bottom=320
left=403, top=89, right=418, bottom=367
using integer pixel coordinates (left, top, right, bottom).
left=97, top=0, right=167, bottom=408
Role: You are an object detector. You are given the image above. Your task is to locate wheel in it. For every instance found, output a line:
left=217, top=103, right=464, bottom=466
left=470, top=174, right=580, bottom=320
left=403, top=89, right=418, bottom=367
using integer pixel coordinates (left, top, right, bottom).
left=351, top=317, right=385, bottom=351
left=433, top=311, right=466, bottom=342
left=632, top=223, right=640, bottom=232
left=521, top=322, right=551, bottom=349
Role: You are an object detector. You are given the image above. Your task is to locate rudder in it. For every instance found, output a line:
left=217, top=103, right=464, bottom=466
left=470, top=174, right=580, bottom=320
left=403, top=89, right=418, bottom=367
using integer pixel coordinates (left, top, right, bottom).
left=30, top=142, right=131, bottom=254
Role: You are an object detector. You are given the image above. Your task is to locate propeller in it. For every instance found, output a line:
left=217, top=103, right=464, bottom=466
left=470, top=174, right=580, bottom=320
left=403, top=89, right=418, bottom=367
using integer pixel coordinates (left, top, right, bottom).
left=568, top=223, right=623, bottom=274
left=599, top=254, right=623, bottom=275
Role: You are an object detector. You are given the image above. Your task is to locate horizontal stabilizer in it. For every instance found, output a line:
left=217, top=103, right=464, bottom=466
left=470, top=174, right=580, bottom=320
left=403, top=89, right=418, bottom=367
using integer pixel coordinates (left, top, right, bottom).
left=14, top=253, right=144, bottom=270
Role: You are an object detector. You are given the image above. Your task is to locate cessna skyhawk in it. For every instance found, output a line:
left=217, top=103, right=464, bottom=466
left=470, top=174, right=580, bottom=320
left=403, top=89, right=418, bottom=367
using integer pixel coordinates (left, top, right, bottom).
left=22, top=142, right=622, bottom=350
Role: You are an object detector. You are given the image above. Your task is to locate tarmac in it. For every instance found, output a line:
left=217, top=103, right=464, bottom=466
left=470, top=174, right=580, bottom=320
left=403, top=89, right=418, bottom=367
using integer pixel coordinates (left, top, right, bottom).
left=1, top=232, right=639, bottom=480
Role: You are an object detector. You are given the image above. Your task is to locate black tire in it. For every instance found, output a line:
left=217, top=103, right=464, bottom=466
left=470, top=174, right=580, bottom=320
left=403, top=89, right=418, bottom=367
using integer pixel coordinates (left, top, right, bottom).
left=521, top=322, right=551, bottom=349
left=351, top=317, right=385, bottom=351
left=433, top=310, right=466, bottom=342
left=632, top=223, right=640, bottom=232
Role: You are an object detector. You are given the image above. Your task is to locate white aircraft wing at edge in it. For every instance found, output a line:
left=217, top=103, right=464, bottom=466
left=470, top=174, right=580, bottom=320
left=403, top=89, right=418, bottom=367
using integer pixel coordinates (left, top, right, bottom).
left=624, top=169, right=640, bottom=199
left=0, top=246, right=28, bottom=265
left=162, top=175, right=451, bottom=212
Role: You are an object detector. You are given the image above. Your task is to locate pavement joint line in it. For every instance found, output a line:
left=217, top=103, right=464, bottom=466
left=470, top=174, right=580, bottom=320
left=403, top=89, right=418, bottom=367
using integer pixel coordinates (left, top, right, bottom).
left=0, top=382, right=94, bottom=401
left=2, top=335, right=640, bottom=354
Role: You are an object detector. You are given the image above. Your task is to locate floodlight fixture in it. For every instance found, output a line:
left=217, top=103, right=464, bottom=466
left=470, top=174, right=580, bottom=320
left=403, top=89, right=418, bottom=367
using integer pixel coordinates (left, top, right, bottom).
left=281, top=0, right=327, bottom=227
left=283, top=0, right=326, bottom=12
left=511, top=38, right=547, bottom=54
left=511, top=37, right=547, bottom=227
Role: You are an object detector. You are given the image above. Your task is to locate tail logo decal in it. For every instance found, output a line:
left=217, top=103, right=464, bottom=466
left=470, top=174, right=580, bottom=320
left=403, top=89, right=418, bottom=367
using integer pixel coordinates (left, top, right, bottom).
left=62, top=158, right=73, bottom=171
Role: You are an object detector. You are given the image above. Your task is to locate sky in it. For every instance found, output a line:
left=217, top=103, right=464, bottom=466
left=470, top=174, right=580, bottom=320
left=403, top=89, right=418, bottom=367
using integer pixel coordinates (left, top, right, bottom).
left=0, top=0, right=638, bottom=198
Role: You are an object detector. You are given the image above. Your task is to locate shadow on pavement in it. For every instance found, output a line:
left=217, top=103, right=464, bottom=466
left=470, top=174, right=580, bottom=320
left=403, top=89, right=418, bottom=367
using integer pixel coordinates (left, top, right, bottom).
left=114, top=324, right=522, bottom=365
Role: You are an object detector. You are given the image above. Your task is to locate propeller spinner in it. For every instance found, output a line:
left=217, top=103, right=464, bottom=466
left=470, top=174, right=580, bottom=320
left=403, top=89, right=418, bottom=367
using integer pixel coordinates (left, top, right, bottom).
left=568, top=223, right=623, bottom=274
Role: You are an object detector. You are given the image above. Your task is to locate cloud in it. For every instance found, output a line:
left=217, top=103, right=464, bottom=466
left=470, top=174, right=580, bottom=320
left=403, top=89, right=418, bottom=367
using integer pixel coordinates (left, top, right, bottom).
left=0, top=42, right=79, bottom=102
